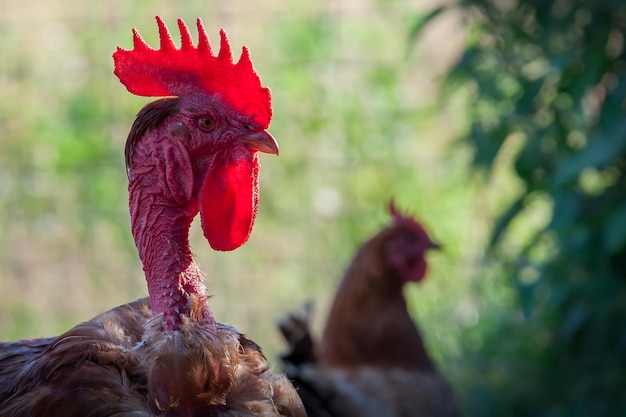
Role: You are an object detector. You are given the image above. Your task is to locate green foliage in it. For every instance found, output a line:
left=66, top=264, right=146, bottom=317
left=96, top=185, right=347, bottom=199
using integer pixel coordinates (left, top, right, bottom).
left=434, top=0, right=626, bottom=415
left=0, top=1, right=478, bottom=372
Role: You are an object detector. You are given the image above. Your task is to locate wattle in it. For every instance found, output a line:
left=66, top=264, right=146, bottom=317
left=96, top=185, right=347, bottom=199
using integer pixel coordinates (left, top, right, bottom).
left=198, top=151, right=260, bottom=251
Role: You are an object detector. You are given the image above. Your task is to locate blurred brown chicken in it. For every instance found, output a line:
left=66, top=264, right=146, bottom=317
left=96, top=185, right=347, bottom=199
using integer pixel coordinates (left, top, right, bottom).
left=279, top=202, right=460, bottom=417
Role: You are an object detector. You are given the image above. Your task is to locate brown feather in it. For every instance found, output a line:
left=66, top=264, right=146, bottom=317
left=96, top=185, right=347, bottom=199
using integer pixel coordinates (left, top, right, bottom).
left=124, top=97, right=180, bottom=170
left=0, top=298, right=305, bottom=417
left=0, top=337, right=54, bottom=404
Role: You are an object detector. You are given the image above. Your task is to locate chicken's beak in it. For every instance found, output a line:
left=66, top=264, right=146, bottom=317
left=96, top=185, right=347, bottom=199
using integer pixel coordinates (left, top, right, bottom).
left=239, top=130, right=279, bottom=156
left=428, top=240, right=442, bottom=251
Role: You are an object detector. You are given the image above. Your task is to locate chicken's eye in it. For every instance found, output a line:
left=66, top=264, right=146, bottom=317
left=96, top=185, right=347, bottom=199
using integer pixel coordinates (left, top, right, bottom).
left=197, top=117, right=214, bottom=132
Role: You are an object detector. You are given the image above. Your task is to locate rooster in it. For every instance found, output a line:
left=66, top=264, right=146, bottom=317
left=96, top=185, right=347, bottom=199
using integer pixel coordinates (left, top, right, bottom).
left=279, top=202, right=459, bottom=417
left=0, top=17, right=304, bottom=417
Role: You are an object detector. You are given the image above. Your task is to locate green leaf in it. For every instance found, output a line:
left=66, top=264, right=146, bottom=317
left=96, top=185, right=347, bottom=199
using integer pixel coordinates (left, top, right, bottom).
left=559, top=304, right=592, bottom=343
left=552, top=118, right=626, bottom=186
left=549, top=192, right=581, bottom=234
left=489, top=194, right=526, bottom=250
left=469, top=122, right=513, bottom=169
left=517, top=280, right=536, bottom=320
left=604, top=205, right=626, bottom=253
left=407, top=6, right=448, bottom=47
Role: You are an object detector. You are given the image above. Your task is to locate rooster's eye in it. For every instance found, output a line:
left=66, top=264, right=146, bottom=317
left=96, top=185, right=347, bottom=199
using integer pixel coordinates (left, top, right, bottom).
left=197, top=118, right=214, bottom=132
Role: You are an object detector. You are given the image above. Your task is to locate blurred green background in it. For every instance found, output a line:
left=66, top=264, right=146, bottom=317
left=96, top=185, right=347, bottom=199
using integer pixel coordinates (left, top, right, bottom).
left=1, top=0, right=624, bottom=416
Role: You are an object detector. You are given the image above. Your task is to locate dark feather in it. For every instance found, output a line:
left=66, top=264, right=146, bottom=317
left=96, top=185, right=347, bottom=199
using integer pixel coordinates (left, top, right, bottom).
left=125, top=98, right=180, bottom=170
left=0, top=298, right=305, bottom=417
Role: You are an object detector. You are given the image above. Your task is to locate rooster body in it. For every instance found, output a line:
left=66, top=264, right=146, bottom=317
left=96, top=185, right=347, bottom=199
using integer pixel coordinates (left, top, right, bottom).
left=1, top=298, right=302, bottom=416
left=279, top=204, right=459, bottom=417
left=0, top=17, right=304, bottom=416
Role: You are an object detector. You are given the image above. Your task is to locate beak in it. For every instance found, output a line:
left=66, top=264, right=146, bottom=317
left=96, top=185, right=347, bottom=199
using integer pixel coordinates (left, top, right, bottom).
left=239, top=130, right=279, bottom=156
left=428, top=240, right=442, bottom=251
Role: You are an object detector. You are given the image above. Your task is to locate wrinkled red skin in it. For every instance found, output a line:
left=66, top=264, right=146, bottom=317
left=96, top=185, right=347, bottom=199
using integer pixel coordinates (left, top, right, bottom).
left=127, top=93, right=269, bottom=332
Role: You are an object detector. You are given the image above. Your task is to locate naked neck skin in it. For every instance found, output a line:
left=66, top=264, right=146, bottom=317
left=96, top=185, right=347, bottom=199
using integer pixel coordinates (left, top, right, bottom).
left=128, top=160, right=215, bottom=332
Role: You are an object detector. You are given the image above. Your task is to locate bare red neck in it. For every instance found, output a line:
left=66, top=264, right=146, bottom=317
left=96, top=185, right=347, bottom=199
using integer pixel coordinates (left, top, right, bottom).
left=128, top=166, right=216, bottom=332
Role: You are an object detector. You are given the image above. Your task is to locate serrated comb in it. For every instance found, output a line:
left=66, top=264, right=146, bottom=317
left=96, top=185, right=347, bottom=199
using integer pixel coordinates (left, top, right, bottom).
left=113, top=16, right=272, bottom=127
left=389, top=200, right=441, bottom=250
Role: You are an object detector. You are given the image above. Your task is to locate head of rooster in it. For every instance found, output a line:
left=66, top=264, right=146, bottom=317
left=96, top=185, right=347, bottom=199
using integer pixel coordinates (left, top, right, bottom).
left=113, top=17, right=278, bottom=331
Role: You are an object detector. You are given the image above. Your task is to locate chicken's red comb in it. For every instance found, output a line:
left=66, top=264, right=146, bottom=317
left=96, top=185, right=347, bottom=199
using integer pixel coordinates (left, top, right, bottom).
left=113, top=16, right=272, bottom=128
left=389, top=199, right=412, bottom=223
left=388, top=200, right=422, bottom=229
left=388, top=199, right=441, bottom=249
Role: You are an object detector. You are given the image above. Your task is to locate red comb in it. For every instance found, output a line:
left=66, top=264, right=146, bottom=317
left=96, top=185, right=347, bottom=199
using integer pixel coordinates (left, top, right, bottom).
left=113, top=16, right=272, bottom=127
left=389, top=199, right=409, bottom=221
left=388, top=199, right=419, bottom=227
left=388, top=199, right=440, bottom=249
